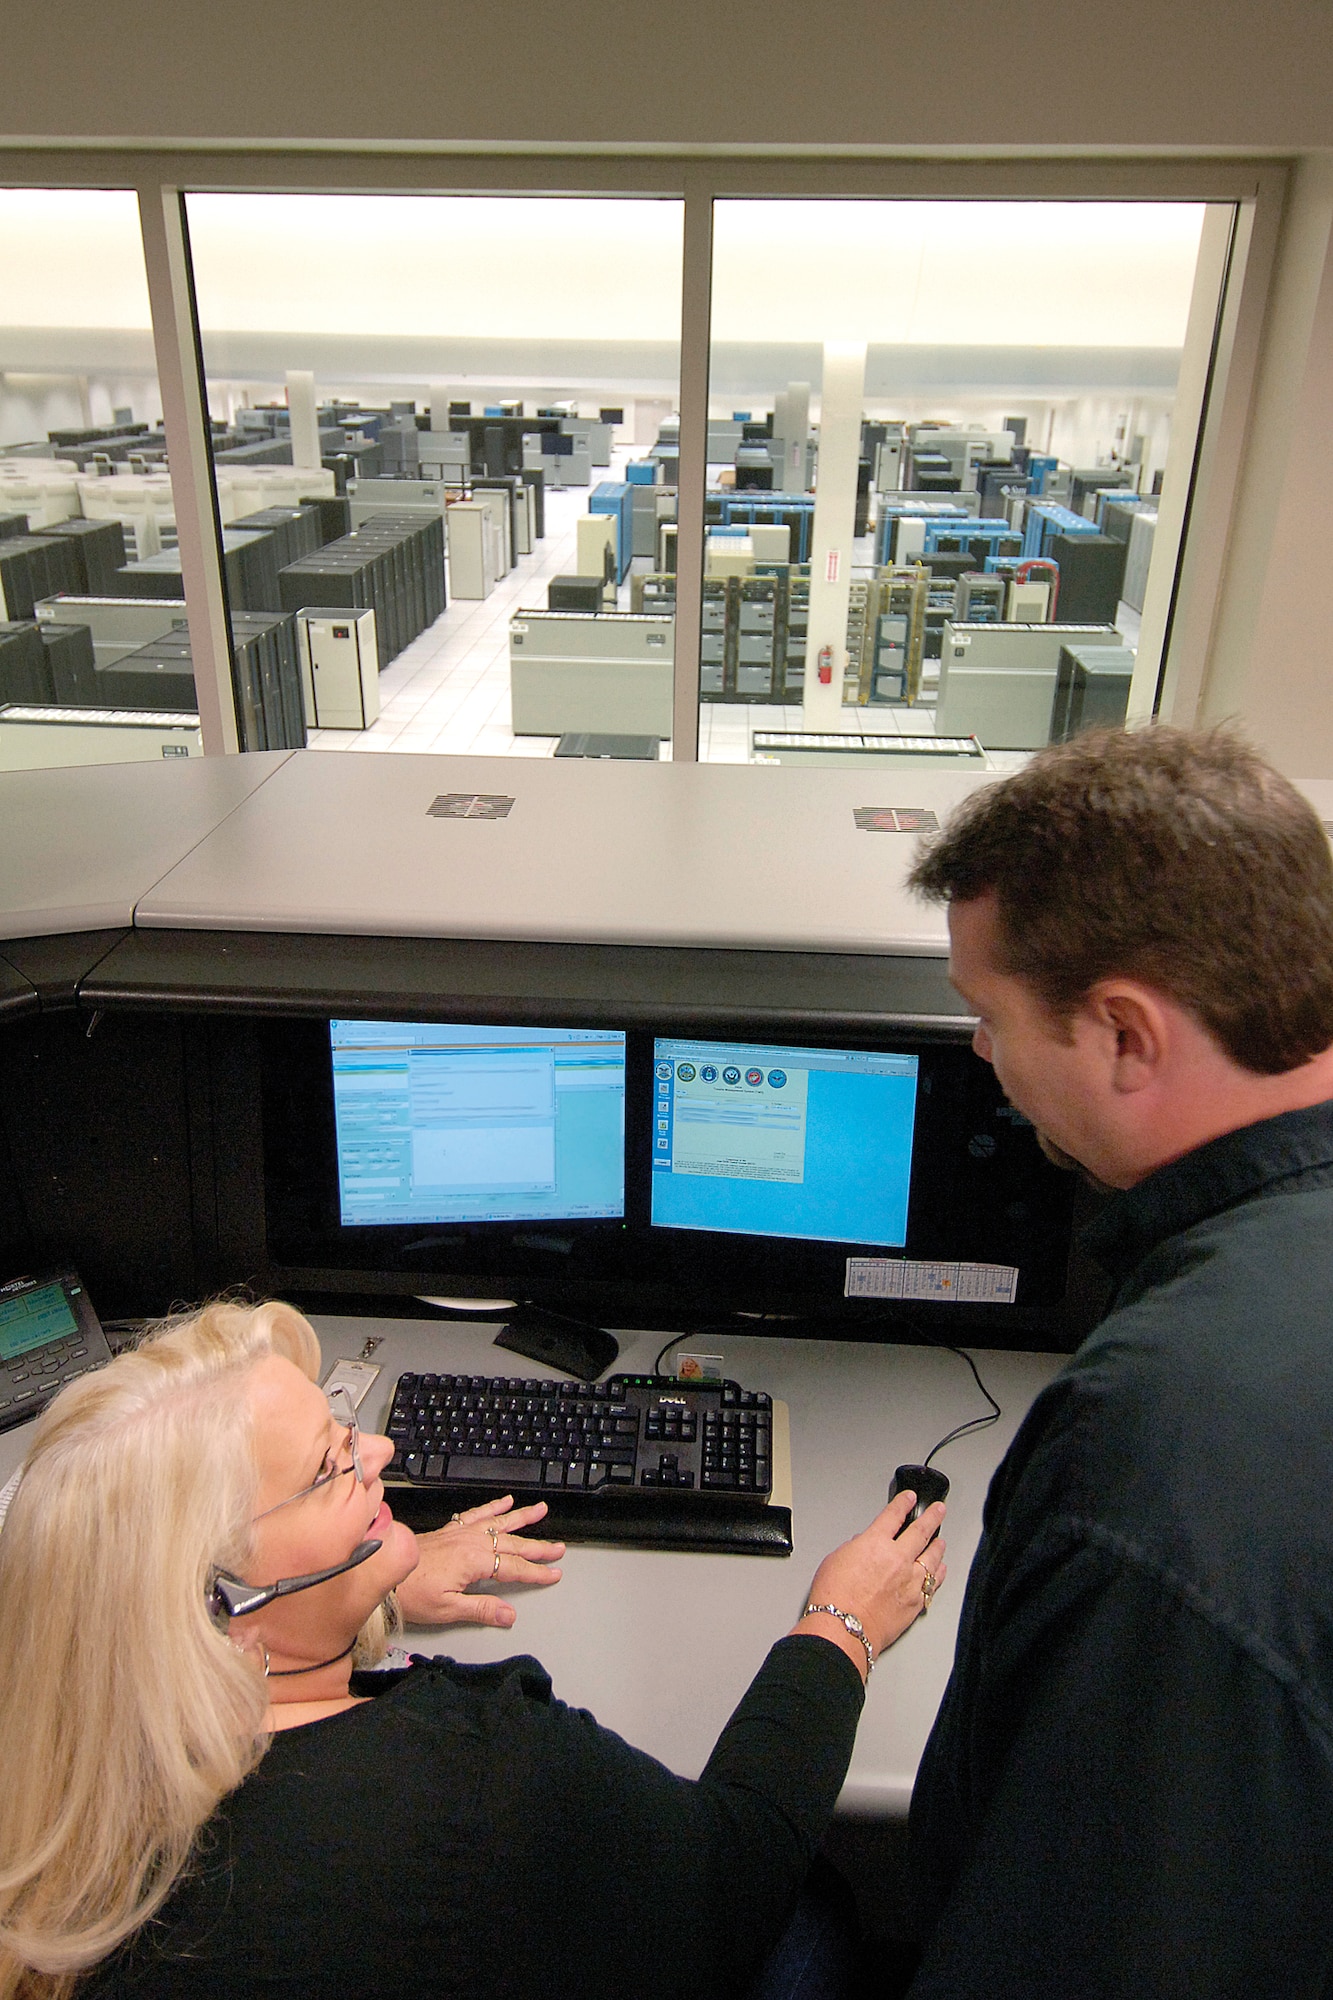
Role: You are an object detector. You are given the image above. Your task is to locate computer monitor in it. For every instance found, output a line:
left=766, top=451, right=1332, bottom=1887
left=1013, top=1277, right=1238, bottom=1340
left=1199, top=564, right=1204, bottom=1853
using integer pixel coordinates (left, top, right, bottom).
left=329, top=1021, right=626, bottom=1228
left=650, top=1038, right=916, bottom=1249
left=260, top=1015, right=1078, bottom=1341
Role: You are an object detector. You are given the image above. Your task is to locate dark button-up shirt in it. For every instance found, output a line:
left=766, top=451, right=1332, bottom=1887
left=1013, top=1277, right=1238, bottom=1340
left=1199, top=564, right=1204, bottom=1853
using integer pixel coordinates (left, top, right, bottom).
left=907, top=1100, right=1333, bottom=1999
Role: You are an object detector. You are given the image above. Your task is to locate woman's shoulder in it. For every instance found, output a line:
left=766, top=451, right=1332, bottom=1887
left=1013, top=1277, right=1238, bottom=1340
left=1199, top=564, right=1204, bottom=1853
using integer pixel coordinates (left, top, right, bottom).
left=259, top=1650, right=559, bottom=1754
left=351, top=1648, right=555, bottom=1705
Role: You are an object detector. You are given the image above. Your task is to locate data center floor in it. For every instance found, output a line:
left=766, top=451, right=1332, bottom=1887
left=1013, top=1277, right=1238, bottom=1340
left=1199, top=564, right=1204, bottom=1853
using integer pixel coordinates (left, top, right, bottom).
left=306, top=447, right=1137, bottom=770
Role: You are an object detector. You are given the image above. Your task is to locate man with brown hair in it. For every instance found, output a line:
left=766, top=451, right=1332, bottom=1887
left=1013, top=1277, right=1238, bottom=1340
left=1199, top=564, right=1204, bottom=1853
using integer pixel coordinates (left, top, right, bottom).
left=900, top=725, right=1333, bottom=1999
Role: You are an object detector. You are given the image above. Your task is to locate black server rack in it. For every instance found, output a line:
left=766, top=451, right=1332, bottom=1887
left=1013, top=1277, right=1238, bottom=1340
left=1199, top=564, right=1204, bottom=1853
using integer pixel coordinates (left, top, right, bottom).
left=38, top=621, right=98, bottom=703
left=32, top=517, right=127, bottom=594
left=0, top=622, right=53, bottom=702
left=1100, top=499, right=1143, bottom=545
left=1048, top=533, right=1129, bottom=623
left=94, top=635, right=197, bottom=711
left=230, top=612, right=306, bottom=750
left=548, top=576, right=604, bottom=612
left=230, top=506, right=323, bottom=572
left=0, top=536, right=81, bottom=622
left=1069, top=468, right=1133, bottom=515
left=109, top=529, right=283, bottom=615
left=299, top=494, right=352, bottom=544
left=516, top=464, right=544, bottom=536
left=82, top=613, right=304, bottom=751
left=277, top=515, right=444, bottom=669
left=1052, top=643, right=1136, bottom=741
left=0, top=514, right=30, bottom=541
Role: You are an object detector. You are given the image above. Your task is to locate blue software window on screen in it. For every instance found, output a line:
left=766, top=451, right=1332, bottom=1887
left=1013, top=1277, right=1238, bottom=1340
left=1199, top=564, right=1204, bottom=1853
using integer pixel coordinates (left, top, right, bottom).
left=651, top=1039, right=918, bottom=1248
left=331, top=1021, right=626, bottom=1227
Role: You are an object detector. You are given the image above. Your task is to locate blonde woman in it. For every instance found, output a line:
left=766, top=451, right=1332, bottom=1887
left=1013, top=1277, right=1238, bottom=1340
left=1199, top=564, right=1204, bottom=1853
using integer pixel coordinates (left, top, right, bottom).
left=0, top=1301, right=945, bottom=2000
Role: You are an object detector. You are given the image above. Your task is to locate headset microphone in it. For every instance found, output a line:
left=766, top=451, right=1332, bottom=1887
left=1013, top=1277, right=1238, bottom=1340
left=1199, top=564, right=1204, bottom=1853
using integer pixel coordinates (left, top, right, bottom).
left=207, top=1538, right=383, bottom=1621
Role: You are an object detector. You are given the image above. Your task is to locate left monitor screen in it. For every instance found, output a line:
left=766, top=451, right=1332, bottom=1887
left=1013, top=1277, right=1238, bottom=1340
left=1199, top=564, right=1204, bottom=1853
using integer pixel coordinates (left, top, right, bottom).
left=330, top=1020, right=626, bottom=1227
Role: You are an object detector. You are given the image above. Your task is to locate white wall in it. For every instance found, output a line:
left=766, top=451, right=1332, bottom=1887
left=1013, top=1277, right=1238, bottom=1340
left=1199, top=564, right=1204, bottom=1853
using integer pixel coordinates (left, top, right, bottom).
left=1197, top=159, right=1333, bottom=773
left=1, top=0, right=1331, bottom=150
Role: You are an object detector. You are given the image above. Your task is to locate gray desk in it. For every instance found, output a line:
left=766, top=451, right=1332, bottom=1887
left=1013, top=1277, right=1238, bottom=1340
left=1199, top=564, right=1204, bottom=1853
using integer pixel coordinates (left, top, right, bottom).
left=0, top=1315, right=1060, bottom=1817
left=136, top=751, right=995, bottom=957
left=0, top=751, right=293, bottom=941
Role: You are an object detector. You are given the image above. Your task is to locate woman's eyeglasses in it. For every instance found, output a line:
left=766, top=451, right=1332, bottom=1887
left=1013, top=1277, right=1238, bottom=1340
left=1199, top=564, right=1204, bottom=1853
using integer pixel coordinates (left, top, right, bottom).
left=254, top=1387, right=364, bottom=1521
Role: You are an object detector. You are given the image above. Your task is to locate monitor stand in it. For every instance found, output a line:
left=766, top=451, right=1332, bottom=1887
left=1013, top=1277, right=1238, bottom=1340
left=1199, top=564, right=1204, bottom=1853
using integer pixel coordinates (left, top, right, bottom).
left=493, top=1304, right=620, bottom=1382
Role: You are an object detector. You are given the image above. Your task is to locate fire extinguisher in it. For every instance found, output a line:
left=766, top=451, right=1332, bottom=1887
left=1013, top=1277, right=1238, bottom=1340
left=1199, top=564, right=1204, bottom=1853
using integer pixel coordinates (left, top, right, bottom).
left=817, top=645, right=834, bottom=685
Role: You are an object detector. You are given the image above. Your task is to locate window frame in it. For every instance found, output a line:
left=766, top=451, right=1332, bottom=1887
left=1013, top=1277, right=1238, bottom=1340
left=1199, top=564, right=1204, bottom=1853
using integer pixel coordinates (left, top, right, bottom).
left=0, top=148, right=1288, bottom=759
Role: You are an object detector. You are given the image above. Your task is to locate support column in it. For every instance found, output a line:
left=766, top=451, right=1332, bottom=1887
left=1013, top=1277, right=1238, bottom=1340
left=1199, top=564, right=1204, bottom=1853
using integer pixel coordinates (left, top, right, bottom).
left=428, top=384, right=451, bottom=434
left=671, top=171, right=714, bottom=763
left=802, top=342, right=866, bottom=730
left=285, top=368, right=321, bottom=471
left=136, top=182, right=238, bottom=755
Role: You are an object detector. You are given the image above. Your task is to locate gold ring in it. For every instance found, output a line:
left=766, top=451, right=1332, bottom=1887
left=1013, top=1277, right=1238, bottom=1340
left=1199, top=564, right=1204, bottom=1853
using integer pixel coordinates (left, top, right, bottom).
left=486, top=1525, right=499, bottom=1552
left=491, top=1548, right=502, bottom=1579
left=920, top=1571, right=937, bottom=1609
left=450, top=1512, right=464, bottom=1524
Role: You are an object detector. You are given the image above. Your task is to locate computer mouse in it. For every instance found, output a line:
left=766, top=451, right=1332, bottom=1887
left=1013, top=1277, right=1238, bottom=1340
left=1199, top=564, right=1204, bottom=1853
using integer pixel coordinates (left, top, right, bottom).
left=888, top=1463, right=951, bottom=1533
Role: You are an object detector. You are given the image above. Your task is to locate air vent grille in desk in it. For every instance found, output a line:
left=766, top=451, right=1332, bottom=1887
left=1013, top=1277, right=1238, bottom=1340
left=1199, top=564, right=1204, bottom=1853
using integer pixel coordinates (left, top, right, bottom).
left=383, top=1372, right=792, bottom=1556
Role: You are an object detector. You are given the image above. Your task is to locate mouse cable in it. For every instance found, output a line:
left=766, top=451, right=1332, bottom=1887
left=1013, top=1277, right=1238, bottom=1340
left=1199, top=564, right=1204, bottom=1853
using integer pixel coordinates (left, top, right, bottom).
left=923, top=1347, right=1002, bottom=1468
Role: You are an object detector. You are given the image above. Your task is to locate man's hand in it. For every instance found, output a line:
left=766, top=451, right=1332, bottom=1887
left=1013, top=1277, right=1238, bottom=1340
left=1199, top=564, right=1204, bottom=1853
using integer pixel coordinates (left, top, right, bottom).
left=394, top=1495, right=565, bottom=1630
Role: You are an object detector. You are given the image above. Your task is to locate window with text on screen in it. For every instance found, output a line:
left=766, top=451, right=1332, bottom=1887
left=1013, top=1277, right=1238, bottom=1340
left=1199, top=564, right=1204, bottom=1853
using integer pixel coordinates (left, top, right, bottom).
left=330, top=1021, right=626, bottom=1227
left=651, top=1039, right=918, bottom=1247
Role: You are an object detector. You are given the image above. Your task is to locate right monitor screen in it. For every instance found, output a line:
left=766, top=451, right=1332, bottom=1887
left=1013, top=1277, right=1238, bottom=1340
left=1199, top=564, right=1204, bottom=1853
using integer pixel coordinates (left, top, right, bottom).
left=651, top=1038, right=919, bottom=1248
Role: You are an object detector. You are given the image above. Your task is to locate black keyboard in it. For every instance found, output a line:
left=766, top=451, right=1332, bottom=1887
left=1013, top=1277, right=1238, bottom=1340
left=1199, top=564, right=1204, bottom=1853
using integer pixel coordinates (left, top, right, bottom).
left=383, top=1372, right=792, bottom=1556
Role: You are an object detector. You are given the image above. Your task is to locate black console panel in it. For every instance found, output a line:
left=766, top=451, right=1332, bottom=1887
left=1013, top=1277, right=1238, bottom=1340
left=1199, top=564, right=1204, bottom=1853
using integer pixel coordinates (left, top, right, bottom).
left=0, top=926, right=1104, bottom=1347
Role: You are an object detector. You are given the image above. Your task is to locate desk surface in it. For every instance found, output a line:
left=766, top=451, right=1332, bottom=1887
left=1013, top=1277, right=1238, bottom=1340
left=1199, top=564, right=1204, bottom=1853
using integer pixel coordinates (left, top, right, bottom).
left=135, top=752, right=993, bottom=957
left=0, top=751, right=293, bottom=942
left=0, top=1314, right=1062, bottom=1818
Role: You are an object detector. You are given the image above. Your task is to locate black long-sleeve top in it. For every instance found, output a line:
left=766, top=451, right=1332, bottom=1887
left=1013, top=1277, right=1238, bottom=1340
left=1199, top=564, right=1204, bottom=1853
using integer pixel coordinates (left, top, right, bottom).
left=907, top=1100, right=1333, bottom=1999
left=91, top=1634, right=863, bottom=2000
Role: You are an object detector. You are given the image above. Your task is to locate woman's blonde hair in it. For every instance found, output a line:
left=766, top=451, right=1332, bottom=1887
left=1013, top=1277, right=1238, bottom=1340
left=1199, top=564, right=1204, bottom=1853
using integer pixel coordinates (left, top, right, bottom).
left=0, top=1298, right=390, bottom=1999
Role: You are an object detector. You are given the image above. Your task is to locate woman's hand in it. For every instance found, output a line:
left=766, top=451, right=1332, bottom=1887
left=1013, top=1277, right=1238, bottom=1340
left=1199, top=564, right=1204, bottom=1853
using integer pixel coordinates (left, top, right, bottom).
left=792, top=1491, right=947, bottom=1679
left=394, top=1495, right=565, bottom=1630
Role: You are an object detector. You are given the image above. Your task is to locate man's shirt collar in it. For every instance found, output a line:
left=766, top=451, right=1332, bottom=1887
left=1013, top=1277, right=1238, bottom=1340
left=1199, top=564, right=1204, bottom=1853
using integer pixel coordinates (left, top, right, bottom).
left=1081, top=1099, right=1333, bottom=1282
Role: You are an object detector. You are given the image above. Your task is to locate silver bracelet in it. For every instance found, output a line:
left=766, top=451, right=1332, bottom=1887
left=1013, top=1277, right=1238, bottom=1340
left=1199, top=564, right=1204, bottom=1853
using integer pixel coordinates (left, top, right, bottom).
left=802, top=1601, right=875, bottom=1673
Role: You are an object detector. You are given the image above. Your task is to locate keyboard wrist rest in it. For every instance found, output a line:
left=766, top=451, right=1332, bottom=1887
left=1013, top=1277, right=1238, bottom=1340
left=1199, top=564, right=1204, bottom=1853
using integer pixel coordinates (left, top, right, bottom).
left=385, top=1478, right=793, bottom=1556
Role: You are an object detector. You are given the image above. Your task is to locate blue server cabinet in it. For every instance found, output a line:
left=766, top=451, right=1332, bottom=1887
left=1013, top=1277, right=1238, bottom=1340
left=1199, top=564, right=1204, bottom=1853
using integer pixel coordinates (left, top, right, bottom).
left=1021, top=502, right=1101, bottom=562
left=590, top=481, right=634, bottom=582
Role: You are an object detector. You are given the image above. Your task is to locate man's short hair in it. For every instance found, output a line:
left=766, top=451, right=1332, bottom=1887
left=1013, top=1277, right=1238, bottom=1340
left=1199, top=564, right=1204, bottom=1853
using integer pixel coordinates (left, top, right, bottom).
left=909, top=725, right=1333, bottom=1075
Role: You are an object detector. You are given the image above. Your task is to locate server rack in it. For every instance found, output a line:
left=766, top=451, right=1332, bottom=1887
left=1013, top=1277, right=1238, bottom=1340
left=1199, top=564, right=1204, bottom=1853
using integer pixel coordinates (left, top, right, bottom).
left=589, top=481, right=634, bottom=583
left=0, top=536, right=81, bottom=621
left=1046, top=533, right=1129, bottom=623
left=0, top=622, right=52, bottom=703
left=109, top=528, right=284, bottom=615
left=846, top=570, right=929, bottom=707
left=1021, top=502, right=1100, bottom=563
left=37, top=621, right=98, bottom=704
left=93, top=633, right=197, bottom=711
left=230, top=506, right=324, bottom=572
left=277, top=514, right=443, bottom=669
left=1052, top=643, right=1136, bottom=740
left=30, top=517, right=126, bottom=595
